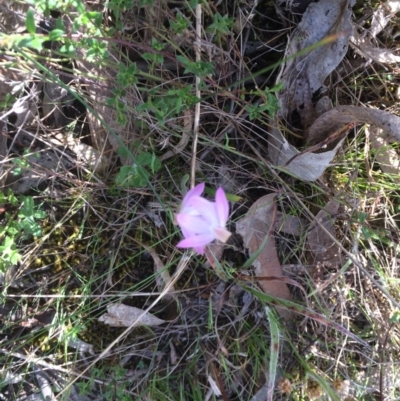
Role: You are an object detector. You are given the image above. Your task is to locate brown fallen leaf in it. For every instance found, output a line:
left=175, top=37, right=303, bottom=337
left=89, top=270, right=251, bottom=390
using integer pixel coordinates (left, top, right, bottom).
left=236, top=193, right=292, bottom=320
left=307, top=199, right=341, bottom=265
left=275, top=212, right=307, bottom=236
left=98, top=304, right=166, bottom=327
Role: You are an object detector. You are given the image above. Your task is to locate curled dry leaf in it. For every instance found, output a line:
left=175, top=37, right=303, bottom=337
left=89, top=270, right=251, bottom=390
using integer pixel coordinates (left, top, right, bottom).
left=269, top=122, right=346, bottom=182
left=98, top=304, right=166, bottom=327
left=268, top=0, right=400, bottom=182
left=271, top=105, right=400, bottom=181
left=236, top=193, right=292, bottom=320
left=277, top=0, right=354, bottom=128
left=269, top=0, right=355, bottom=181
left=307, top=106, right=400, bottom=144
left=307, top=199, right=341, bottom=265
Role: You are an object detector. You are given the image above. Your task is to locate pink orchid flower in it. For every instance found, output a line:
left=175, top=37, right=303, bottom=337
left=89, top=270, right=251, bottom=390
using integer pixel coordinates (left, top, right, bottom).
left=175, top=183, right=232, bottom=255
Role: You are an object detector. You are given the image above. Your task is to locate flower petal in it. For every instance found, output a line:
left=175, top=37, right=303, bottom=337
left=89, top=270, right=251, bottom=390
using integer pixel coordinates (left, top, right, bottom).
left=175, top=213, right=211, bottom=235
left=181, top=183, right=205, bottom=210
left=181, top=226, right=195, bottom=240
left=189, top=197, right=219, bottom=226
left=177, top=238, right=205, bottom=255
left=177, top=233, right=215, bottom=249
left=214, top=226, right=232, bottom=243
left=194, top=246, right=205, bottom=255
left=215, top=187, right=229, bottom=225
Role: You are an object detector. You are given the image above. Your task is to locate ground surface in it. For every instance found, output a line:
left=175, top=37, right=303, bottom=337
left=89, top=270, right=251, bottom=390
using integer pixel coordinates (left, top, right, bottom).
left=0, top=0, right=400, bottom=400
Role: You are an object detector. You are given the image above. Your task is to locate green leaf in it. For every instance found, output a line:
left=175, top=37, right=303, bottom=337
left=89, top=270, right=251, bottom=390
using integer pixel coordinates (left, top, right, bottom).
left=176, top=56, right=213, bottom=76
left=7, top=225, right=18, bottom=236
left=59, top=42, right=77, bottom=54
left=189, top=0, right=200, bottom=8
left=151, top=37, right=165, bottom=51
left=142, top=53, right=164, bottom=64
left=206, top=13, right=234, bottom=36
left=0, top=236, right=21, bottom=265
left=136, top=152, right=161, bottom=173
left=169, top=14, right=189, bottom=34
left=10, top=249, right=22, bottom=265
left=86, top=11, right=102, bottom=27
left=19, top=218, right=42, bottom=237
left=48, top=29, right=65, bottom=41
left=34, top=209, right=46, bottom=219
left=55, top=17, right=65, bottom=31
left=26, top=8, right=36, bottom=35
left=7, top=191, right=18, bottom=206
left=117, top=145, right=129, bottom=158
left=115, top=165, right=149, bottom=188
left=269, top=82, right=284, bottom=92
left=17, top=35, right=43, bottom=51
left=19, top=196, right=34, bottom=218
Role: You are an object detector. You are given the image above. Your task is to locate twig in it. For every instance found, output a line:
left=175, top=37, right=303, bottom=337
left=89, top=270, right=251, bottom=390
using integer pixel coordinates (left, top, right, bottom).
left=190, top=3, right=202, bottom=189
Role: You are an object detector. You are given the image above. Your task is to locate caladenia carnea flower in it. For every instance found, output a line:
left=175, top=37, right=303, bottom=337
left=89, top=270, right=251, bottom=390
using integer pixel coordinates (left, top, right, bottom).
left=175, top=183, right=232, bottom=255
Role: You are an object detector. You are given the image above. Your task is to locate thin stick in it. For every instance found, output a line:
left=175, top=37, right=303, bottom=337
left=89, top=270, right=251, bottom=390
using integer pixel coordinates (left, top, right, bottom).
left=190, top=3, right=202, bottom=189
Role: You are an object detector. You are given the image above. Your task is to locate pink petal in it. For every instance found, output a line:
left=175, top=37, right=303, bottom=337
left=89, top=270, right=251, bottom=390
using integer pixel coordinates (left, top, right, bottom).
left=181, top=226, right=196, bottom=239
left=176, top=239, right=205, bottom=255
left=175, top=213, right=210, bottom=235
left=177, top=233, right=215, bottom=249
left=215, top=187, right=229, bottom=225
left=189, top=197, right=219, bottom=226
left=181, top=183, right=205, bottom=209
left=214, top=226, right=232, bottom=243
left=194, top=246, right=205, bottom=255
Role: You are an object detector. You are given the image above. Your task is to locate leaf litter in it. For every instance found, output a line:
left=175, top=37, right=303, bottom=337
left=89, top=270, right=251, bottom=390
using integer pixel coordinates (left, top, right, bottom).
left=269, top=0, right=400, bottom=182
left=98, top=304, right=166, bottom=328
left=236, top=193, right=292, bottom=320
left=307, top=198, right=342, bottom=265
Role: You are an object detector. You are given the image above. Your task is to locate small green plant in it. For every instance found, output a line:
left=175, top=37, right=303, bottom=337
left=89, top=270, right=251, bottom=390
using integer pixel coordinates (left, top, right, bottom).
left=107, top=63, right=139, bottom=126
left=18, top=195, right=47, bottom=237
left=137, top=85, right=199, bottom=125
left=142, top=38, right=165, bottom=66
left=206, top=12, right=234, bottom=37
left=115, top=151, right=162, bottom=188
left=0, top=191, right=46, bottom=272
left=245, top=82, right=283, bottom=120
left=0, top=93, right=16, bottom=111
left=169, top=13, right=190, bottom=34
left=10, top=154, right=31, bottom=177
left=5, top=0, right=106, bottom=61
left=176, top=56, right=214, bottom=77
